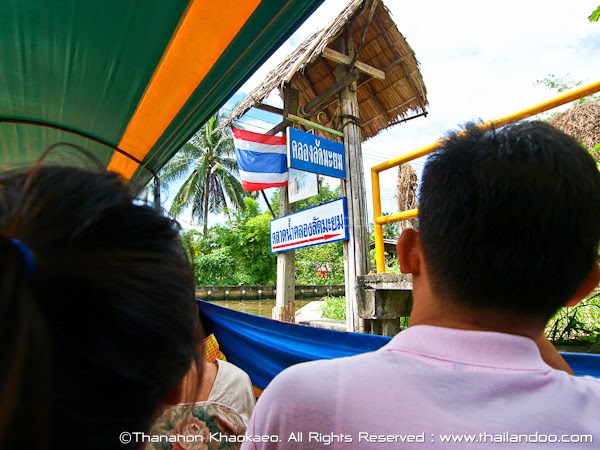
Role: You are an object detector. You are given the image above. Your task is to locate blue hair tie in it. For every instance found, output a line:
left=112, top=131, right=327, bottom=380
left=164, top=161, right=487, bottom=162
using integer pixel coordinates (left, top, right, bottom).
left=9, top=238, right=35, bottom=275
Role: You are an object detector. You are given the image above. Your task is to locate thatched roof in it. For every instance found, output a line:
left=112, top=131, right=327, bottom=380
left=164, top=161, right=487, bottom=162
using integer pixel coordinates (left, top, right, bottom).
left=550, top=100, right=600, bottom=159
left=222, top=0, right=428, bottom=141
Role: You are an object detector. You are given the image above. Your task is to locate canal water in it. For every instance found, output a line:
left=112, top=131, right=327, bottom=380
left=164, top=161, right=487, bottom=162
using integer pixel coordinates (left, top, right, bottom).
left=210, top=299, right=313, bottom=319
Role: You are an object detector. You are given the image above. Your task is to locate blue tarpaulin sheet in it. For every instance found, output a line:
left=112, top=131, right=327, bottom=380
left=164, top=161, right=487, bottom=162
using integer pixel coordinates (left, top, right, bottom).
left=197, top=300, right=600, bottom=390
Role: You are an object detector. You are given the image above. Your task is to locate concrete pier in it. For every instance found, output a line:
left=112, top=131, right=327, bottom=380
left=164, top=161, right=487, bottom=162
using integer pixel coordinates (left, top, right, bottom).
left=357, top=273, right=413, bottom=336
left=295, top=301, right=346, bottom=331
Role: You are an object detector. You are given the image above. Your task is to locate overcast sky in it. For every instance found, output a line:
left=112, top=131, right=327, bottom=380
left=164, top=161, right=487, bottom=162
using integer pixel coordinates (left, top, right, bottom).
left=179, top=0, right=600, bottom=228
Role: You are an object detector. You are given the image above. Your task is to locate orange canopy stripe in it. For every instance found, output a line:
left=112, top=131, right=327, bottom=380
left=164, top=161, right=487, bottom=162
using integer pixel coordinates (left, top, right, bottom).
left=108, top=0, right=262, bottom=179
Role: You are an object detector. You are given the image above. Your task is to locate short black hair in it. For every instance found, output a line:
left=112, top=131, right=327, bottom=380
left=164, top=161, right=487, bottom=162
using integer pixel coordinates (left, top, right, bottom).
left=419, top=121, right=600, bottom=320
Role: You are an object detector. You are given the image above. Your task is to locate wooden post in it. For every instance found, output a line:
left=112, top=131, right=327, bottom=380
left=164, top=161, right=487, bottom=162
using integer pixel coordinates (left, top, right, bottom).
left=272, top=85, right=299, bottom=322
left=273, top=186, right=296, bottom=321
left=339, top=29, right=369, bottom=332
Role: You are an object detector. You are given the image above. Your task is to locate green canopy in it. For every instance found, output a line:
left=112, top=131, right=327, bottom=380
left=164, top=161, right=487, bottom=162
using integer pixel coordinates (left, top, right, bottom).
left=0, top=0, right=324, bottom=188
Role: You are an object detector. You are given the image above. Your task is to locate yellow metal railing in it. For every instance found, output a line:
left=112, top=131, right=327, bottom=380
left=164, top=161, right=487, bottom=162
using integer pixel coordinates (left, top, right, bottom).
left=372, top=80, right=600, bottom=273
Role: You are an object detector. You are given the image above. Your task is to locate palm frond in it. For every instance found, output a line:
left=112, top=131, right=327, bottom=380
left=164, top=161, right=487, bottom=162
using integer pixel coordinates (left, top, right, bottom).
left=169, top=168, right=203, bottom=218
left=163, top=111, right=248, bottom=231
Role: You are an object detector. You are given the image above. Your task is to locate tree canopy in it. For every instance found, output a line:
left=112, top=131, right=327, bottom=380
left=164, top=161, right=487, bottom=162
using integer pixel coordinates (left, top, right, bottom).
left=161, top=112, right=247, bottom=235
left=182, top=198, right=277, bottom=285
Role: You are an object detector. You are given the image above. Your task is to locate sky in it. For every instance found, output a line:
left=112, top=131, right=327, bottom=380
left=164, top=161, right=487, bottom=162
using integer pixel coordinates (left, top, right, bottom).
left=174, top=0, right=600, bottom=229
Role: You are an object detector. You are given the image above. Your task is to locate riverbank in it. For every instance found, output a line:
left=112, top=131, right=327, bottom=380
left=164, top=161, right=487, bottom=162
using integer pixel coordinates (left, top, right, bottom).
left=196, top=284, right=344, bottom=301
left=295, top=301, right=346, bottom=331
left=556, top=342, right=600, bottom=354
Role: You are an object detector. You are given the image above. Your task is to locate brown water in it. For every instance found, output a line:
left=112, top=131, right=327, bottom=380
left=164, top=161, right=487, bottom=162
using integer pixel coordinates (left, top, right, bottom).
left=210, top=299, right=313, bottom=318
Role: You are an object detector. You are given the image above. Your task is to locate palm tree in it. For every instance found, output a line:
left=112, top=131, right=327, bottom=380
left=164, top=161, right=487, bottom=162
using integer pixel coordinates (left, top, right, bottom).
left=160, top=112, right=246, bottom=235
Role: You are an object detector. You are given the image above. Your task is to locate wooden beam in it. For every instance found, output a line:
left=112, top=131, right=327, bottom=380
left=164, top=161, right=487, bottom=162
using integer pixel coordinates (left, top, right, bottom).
left=322, top=47, right=385, bottom=80
left=266, top=121, right=287, bottom=135
left=299, top=69, right=360, bottom=116
left=266, top=85, right=299, bottom=135
left=254, top=103, right=283, bottom=115
left=287, top=114, right=344, bottom=138
left=301, top=65, right=393, bottom=121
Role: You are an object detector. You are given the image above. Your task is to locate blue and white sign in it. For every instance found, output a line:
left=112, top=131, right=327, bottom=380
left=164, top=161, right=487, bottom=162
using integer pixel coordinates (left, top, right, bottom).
left=271, top=197, right=348, bottom=253
left=286, top=127, right=346, bottom=179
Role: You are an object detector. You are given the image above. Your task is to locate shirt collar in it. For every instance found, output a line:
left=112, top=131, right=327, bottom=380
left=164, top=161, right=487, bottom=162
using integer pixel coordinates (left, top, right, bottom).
left=381, top=325, right=549, bottom=371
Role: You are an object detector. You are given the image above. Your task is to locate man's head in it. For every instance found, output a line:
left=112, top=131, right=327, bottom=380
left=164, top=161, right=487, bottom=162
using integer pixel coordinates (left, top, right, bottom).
left=415, top=121, right=600, bottom=321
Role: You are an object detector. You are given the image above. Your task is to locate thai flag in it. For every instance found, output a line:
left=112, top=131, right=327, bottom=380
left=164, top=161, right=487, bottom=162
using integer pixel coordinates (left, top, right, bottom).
left=232, top=127, right=288, bottom=191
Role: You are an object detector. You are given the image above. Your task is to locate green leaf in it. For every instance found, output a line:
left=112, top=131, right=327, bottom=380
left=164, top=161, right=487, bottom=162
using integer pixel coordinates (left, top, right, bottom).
left=589, top=5, right=600, bottom=22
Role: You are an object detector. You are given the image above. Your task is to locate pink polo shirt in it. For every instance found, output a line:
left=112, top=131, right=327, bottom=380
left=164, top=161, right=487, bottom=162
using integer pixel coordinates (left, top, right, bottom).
left=242, top=326, right=600, bottom=449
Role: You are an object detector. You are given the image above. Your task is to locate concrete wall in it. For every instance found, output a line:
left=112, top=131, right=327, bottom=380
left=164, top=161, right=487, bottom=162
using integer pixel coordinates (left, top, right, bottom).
left=195, top=285, right=345, bottom=301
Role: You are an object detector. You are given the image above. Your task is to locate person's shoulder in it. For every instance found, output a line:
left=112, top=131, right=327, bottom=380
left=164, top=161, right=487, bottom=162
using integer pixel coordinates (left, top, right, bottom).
left=565, top=373, right=600, bottom=394
left=260, top=352, right=374, bottom=404
left=216, top=360, right=252, bottom=385
left=269, top=356, right=349, bottom=389
left=248, top=359, right=344, bottom=439
left=211, top=360, right=256, bottom=425
left=257, top=359, right=331, bottom=401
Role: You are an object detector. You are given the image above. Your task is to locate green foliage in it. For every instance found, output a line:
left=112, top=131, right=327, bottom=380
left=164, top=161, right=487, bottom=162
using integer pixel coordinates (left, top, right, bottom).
left=296, top=241, right=345, bottom=285
left=161, top=112, right=248, bottom=235
left=545, top=292, right=600, bottom=344
left=380, top=213, right=401, bottom=239
left=181, top=199, right=277, bottom=285
left=386, top=258, right=402, bottom=274
left=321, top=296, right=346, bottom=320
left=368, top=217, right=401, bottom=273
left=180, top=228, right=203, bottom=261
left=590, top=5, right=600, bottom=22
left=183, top=182, right=350, bottom=286
left=535, top=74, right=599, bottom=104
left=535, top=74, right=583, bottom=93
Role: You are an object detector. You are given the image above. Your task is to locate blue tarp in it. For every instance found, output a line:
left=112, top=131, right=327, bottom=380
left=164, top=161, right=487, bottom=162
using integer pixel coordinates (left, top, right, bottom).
left=197, top=300, right=600, bottom=389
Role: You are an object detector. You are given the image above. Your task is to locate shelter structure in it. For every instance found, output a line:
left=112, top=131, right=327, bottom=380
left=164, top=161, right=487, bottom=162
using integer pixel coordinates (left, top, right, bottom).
left=223, top=0, right=428, bottom=331
left=550, top=100, right=600, bottom=160
left=223, top=0, right=427, bottom=137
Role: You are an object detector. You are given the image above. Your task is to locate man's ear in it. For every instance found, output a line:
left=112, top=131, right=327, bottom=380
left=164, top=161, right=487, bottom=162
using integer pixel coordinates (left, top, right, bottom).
left=397, top=228, right=422, bottom=275
left=565, top=265, right=600, bottom=307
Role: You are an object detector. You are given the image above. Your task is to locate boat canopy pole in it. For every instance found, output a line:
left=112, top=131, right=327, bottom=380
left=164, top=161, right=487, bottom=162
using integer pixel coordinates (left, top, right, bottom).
left=154, top=176, right=161, bottom=213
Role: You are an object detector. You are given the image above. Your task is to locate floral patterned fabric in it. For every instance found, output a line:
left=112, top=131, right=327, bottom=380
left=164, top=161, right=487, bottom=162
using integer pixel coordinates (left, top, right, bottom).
left=146, top=402, right=246, bottom=450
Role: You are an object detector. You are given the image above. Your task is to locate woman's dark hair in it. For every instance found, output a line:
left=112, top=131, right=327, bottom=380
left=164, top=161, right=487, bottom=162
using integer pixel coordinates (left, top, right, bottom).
left=419, top=121, right=600, bottom=320
left=0, top=163, right=202, bottom=449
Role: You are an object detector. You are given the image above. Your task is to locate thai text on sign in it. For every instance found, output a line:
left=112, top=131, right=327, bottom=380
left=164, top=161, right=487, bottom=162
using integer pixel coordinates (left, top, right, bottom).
left=270, top=197, right=349, bottom=253
left=286, top=127, right=346, bottom=179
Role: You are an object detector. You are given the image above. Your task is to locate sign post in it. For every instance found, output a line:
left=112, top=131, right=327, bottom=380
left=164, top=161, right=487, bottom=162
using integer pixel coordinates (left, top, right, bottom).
left=272, top=85, right=298, bottom=323
left=339, top=34, right=369, bottom=333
